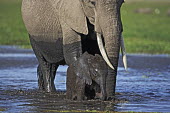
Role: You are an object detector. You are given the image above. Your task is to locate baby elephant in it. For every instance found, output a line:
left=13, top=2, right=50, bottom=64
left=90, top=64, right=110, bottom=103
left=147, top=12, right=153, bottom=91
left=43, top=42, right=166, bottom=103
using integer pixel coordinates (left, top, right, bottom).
left=66, top=52, right=107, bottom=100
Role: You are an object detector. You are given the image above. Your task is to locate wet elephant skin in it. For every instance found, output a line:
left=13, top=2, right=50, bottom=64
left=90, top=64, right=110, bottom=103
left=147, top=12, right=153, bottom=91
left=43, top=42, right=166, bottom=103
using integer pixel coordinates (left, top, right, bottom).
left=66, top=52, right=107, bottom=100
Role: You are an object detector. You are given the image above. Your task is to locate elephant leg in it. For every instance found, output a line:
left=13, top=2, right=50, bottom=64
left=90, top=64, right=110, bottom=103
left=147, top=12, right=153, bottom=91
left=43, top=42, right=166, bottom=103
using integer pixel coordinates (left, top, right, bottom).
left=66, top=66, right=75, bottom=100
left=99, top=82, right=106, bottom=100
left=67, top=65, right=86, bottom=100
left=29, top=36, right=58, bottom=92
left=93, top=80, right=106, bottom=100
left=76, top=77, right=86, bottom=100
left=62, top=22, right=82, bottom=66
left=37, top=65, right=44, bottom=91
left=37, top=64, right=58, bottom=92
left=40, top=62, right=58, bottom=92
left=99, top=74, right=107, bottom=100
left=62, top=25, right=86, bottom=98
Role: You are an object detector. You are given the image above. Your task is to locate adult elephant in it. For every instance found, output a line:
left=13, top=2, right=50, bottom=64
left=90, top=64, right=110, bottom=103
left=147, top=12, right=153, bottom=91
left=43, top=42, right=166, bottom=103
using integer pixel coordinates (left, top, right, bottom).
left=21, top=0, right=127, bottom=99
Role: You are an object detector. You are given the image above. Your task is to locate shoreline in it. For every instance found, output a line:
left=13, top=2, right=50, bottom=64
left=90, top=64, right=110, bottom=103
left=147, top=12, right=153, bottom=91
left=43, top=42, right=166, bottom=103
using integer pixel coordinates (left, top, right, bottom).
left=0, top=45, right=169, bottom=57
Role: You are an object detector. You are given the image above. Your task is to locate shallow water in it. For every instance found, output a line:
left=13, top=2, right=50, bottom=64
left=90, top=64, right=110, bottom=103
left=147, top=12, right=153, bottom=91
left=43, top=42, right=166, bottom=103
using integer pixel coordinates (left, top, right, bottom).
left=0, top=46, right=170, bottom=112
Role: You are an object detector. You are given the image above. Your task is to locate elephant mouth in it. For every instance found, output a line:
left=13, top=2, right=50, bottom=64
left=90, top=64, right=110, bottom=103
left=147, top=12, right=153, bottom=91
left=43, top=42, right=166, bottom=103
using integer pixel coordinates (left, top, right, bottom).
left=97, top=33, right=127, bottom=70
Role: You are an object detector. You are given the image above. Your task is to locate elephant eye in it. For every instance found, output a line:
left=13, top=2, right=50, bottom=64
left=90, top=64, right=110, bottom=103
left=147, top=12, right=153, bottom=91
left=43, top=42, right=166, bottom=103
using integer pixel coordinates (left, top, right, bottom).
left=91, top=1, right=96, bottom=6
left=90, top=0, right=96, bottom=6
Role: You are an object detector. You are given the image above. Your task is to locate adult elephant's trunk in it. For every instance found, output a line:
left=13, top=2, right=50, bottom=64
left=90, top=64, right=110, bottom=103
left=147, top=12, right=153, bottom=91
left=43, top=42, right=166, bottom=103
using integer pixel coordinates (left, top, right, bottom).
left=95, top=0, right=123, bottom=97
left=103, top=22, right=121, bottom=98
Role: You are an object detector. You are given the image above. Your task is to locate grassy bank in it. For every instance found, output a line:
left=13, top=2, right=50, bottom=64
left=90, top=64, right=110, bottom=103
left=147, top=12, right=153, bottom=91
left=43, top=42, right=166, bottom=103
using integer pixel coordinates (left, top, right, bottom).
left=0, top=0, right=30, bottom=48
left=0, top=0, right=170, bottom=54
left=121, top=0, right=170, bottom=54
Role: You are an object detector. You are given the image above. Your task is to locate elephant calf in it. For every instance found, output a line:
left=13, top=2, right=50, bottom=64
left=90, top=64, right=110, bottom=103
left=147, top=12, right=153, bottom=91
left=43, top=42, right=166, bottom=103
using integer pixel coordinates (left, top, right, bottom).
left=66, top=52, right=107, bottom=100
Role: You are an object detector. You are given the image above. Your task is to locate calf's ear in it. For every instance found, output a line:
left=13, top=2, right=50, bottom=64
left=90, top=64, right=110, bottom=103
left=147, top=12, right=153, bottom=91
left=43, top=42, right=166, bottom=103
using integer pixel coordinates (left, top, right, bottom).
left=75, top=58, right=92, bottom=85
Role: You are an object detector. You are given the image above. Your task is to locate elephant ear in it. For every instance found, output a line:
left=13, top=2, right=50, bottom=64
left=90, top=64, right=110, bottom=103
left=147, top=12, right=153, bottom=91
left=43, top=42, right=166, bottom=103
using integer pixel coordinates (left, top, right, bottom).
left=75, top=56, right=92, bottom=85
left=81, top=0, right=95, bottom=25
left=60, top=0, right=88, bottom=35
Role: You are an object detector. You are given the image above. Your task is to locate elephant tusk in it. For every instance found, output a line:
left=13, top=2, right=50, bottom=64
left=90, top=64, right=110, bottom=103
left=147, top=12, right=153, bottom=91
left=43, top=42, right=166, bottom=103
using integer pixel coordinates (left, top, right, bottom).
left=97, top=33, right=115, bottom=70
left=120, top=34, right=128, bottom=71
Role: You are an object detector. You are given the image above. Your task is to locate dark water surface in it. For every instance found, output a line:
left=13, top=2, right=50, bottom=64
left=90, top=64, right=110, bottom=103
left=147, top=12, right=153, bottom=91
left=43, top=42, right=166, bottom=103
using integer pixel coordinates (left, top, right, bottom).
left=0, top=46, right=170, bottom=112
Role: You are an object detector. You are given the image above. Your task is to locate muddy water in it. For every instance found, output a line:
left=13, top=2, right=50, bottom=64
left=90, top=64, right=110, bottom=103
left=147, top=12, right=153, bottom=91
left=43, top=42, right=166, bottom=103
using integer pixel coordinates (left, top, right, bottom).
left=0, top=46, right=170, bottom=112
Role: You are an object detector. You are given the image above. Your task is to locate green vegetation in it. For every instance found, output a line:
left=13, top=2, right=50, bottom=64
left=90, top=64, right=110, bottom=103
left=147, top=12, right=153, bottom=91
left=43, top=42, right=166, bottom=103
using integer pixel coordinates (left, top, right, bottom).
left=0, top=0, right=30, bottom=48
left=0, top=0, right=170, bottom=54
left=121, top=0, right=170, bottom=54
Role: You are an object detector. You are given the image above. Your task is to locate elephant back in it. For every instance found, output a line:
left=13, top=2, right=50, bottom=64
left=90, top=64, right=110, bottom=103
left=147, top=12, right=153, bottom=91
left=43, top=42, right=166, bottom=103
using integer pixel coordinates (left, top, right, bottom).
left=22, top=0, right=62, bottom=42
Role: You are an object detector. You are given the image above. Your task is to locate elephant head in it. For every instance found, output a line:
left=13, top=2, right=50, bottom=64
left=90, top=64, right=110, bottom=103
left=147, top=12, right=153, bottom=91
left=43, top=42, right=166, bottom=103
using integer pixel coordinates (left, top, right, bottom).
left=81, top=0, right=126, bottom=98
left=55, top=0, right=126, bottom=97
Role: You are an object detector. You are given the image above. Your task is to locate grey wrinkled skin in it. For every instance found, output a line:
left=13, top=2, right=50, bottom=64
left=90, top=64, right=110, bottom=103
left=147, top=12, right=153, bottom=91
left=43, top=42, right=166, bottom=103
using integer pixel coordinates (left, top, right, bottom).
left=22, top=0, right=124, bottom=98
left=66, top=52, right=107, bottom=100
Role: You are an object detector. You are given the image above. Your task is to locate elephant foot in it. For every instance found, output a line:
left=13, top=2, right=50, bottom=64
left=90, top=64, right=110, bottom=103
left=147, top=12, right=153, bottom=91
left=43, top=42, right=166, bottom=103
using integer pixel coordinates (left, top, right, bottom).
left=38, top=80, right=56, bottom=92
left=45, top=84, right=56, bottom=92
left=75, top=94, right=86, bottom=101
left=66, top=92, right=86, bottom=100
left=38, top=78, right=45, bottom=91
left=95, top=92, right=104, bottom=100
left=38, top=85, right=45, bottom=91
